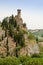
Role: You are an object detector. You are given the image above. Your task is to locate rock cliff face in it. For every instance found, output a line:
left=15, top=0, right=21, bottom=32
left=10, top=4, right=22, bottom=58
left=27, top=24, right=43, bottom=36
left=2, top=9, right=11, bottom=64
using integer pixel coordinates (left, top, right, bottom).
left=27, top=40, right=39, bottom=55
left=0, top=27, right=40, bottom=57
left=0, top=9, right=40, bottom=57
left=0, top=34, right=39, bottom=56
left=19, top=40, right=39, bottom=56
left=0, top=27, right=5, bottom=40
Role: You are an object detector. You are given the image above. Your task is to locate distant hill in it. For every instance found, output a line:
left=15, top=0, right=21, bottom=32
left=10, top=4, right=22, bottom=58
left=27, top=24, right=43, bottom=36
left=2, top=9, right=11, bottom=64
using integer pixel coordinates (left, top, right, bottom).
left=29, top=29, right=43, bottom=37
left=29, top=29, right=43, bottom=42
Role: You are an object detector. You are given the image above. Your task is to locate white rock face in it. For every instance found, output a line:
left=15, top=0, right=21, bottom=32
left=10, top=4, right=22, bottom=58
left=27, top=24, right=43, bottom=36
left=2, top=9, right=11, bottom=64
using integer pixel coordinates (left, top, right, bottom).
left=0, top=27, right=5, bottom=39
left=19, top=40, right=39, bottom=56
left=27, top=41, right=39, bottom=55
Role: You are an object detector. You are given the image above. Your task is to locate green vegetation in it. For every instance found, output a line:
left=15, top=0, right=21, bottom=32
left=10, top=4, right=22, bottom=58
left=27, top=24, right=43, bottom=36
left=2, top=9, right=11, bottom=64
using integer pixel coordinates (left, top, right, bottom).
left=6, top=38, right=9, bottom=56
left=14, top=29, right=25, bottom=57
left=32, top=30, right=43, bottom=37
left=39, top=44, right=43, bottom=55
left=36, top=37, right=39, bottom=43
left=1, top=14, right=43, bottom=64
left=31, top=53, right=42, bottom=58
left=9, top=15, right=17, bottom=27
left=14, top=30, right=25, bottom=47
left=0, top=56, right=20, bottom=65
left=31, top=30, right=43, bottom=42
left=0, top=56, right=43, bottom=65
left=9, top=24, right=14, bottom=37
left=1, top=18, right=8, bottom=30
left=28, top=32, right=35, bottom=40
left=1, top=15, right=26, bottom=57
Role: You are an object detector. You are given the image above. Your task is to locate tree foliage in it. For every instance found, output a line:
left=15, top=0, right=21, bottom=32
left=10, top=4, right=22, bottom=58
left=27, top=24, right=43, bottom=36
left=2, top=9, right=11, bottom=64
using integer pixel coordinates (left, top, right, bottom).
left=9, top=15, right=17, bottom=27
left=8, top=24, right=14, bottom=37
left=14, top=30, right=25, bottom=57
left=14, top=30, right=25, bottom=47
left=1, top=18, right=8, bottom=30
left=6, top=38, right=9, bottom=56
left=28, top=32, right=34, bottom=40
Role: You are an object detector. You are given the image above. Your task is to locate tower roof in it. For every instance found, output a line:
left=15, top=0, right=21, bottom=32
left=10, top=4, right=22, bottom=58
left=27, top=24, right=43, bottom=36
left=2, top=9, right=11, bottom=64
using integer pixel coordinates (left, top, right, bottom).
left=17, top=9, right=21, bottom=11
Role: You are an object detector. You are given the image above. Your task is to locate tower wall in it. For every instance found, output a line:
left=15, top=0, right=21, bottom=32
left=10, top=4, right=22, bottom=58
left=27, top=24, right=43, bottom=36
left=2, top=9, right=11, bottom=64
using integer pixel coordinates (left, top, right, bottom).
left=15, top=9, right=23, bottom=26
left=17, top=9, right=21, bottom=18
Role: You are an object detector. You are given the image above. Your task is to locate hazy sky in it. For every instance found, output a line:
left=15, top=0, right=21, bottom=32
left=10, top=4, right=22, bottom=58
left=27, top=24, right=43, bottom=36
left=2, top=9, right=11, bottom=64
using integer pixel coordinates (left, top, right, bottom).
left=0, top=0, right=43, bottom=29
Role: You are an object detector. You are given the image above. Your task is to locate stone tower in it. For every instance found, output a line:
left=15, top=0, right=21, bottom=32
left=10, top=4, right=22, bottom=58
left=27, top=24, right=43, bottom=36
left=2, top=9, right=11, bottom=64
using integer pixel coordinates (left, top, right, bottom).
left=17, top=9, right=21, bottom=18
left=15, top=9, right=23, bottom=26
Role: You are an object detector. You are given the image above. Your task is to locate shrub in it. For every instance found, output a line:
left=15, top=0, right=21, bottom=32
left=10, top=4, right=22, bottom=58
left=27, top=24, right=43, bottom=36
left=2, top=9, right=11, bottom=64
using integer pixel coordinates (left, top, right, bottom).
left=28, top=32, right=35, bottom=40
left=19, top=56, right=30, bottom=65
left=0, top=56, right=20, bottom=65
left=25, top=58, right=43, bottom=65
left=31, top=53, right=41, bottom=58
left=0, top=56, right=43, bottom=65
left=3, top=56, right=20, bottom=65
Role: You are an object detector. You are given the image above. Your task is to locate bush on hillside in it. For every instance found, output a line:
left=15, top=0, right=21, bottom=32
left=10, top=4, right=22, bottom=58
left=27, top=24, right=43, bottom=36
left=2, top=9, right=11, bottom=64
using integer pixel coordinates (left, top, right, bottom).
left=0, top=56, right=43, bottom=65
left=0, top=56, right=20, bottom=65
left=28, top=32, right=35, bottom=40
left=31, top=53, right=41, bottom=58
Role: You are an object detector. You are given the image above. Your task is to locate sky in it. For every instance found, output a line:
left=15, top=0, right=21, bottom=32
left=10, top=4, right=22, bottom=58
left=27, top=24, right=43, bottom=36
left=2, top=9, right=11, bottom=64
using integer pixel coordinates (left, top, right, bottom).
left=0, top=0, right=43, bottom=29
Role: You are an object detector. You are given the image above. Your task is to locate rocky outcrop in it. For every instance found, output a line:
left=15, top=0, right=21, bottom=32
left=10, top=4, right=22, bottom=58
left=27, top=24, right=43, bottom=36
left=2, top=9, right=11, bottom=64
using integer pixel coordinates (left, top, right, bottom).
left=19, top=40, right=39, bottom=56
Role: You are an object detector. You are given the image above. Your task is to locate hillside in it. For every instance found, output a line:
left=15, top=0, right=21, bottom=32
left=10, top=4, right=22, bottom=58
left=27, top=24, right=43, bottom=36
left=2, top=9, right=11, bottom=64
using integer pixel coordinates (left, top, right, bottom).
left=29, top=29, right=43, bottom=37
left=0, top=9, right=41, bottom=57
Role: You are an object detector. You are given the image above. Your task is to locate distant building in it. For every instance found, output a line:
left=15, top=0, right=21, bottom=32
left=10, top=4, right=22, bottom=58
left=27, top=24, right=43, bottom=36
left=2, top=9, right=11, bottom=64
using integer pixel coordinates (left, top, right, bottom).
left=15, top=9, right=23, bottom=26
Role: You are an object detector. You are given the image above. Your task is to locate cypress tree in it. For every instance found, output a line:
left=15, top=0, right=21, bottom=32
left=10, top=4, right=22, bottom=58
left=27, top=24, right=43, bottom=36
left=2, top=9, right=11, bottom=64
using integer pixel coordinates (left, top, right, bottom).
left=6, top=38, right=9, bottom=56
